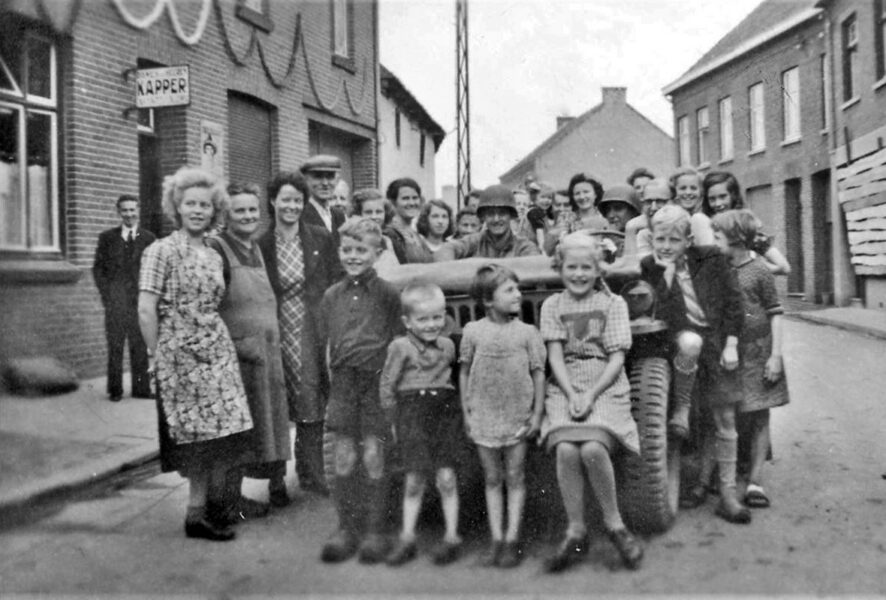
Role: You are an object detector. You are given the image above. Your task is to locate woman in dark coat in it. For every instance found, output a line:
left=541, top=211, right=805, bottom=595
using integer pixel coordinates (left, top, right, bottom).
left=258, top=171, right=342, bottom=501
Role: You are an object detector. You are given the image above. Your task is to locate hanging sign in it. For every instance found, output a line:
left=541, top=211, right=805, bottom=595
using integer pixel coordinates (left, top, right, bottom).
left=135, top=65, right=190, bottom=108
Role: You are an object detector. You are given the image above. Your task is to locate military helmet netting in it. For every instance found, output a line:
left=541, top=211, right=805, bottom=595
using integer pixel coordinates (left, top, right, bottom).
left=477, top=184, right=518, bottom=218
left=598, top=184, right=641, bottom=216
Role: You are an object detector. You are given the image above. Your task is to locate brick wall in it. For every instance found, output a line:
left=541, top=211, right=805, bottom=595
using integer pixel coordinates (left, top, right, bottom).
left=669, top=16, right=832, bottom=302
left=0, top=1, right=378, bottom=378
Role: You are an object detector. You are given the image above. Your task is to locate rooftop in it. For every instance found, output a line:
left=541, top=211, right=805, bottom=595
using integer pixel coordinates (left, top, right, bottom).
left=380, top=64, right=446, bottom=150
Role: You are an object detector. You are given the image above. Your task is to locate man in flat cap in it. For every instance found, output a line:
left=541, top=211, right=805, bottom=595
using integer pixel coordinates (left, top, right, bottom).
left=300, top=155, right=347, bottom=240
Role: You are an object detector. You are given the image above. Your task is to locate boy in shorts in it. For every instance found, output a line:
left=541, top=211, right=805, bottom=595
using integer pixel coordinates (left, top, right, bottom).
left=640, top=205, right=750, bottom=524
left=380, top=284, right=462, bottom=566
left=318, top=217, right=404, bottom=563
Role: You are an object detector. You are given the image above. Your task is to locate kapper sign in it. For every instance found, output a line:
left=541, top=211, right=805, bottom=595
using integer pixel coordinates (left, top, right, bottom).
left=135, top=66, right=190, bottom=108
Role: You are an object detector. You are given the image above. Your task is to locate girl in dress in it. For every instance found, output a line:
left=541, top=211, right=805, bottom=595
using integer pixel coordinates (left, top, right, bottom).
left=459, top=264, right=546, bottom=568
left=712, top=210, right=789, bottom=509
left=540, top=232, right=643, bottom=572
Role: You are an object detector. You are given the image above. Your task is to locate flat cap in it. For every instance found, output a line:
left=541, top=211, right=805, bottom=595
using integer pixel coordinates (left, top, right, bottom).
left=300, top=154, right=342, bottom=174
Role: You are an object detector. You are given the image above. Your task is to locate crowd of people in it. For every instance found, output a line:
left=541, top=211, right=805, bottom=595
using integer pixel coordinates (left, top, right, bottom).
left=95, top=155, right=791, bottom=574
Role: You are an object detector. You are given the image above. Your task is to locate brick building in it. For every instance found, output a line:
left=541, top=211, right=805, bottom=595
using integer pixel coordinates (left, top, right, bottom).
left=0, top=0, right=379, bottom=378
left=378, top=64, right=445, bottom=199
left=663, top=0, right=833, bottom=303
left=498, top=87, right=674, bottom=193
left=816, top=0, right=886, bottom=309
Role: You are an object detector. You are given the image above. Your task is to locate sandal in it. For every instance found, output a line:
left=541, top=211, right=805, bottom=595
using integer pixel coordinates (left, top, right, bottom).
left=744, top=483, right=771, bottom=508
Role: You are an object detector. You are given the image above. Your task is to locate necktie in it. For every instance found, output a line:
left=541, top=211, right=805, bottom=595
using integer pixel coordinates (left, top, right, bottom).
left=127, top=230, right=134, bottom=244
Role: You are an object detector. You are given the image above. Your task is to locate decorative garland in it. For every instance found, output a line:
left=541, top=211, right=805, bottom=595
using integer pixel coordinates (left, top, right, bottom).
left=110, top=0, right=211, bottom=46
left=109, top=0, right=367, bottom=116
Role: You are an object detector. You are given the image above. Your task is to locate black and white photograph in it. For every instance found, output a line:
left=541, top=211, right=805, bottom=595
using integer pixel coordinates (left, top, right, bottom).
left=1, top=0, right=886, bottom=596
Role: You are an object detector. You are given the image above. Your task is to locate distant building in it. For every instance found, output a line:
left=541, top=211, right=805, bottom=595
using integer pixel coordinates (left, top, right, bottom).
left=815, top=0, right=886, bottom=309
left=663, top=0, right=832, bottom=303
left=498, top=87, right=674, bottom=192
left=378, top=65, right=445, bottom=198
left=0, top=1, right=379, bottom=377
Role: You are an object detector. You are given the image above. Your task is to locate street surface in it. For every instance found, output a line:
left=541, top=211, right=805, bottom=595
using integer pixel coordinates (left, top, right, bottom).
left=1, top=319, right=885, bottom=596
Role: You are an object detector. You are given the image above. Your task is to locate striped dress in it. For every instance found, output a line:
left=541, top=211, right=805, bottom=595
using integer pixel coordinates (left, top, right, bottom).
left=539, top=288, right=639, bottom=454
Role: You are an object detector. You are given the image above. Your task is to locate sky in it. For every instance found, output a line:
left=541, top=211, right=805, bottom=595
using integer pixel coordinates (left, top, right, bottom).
left=379, top=0, right=764, bottom=196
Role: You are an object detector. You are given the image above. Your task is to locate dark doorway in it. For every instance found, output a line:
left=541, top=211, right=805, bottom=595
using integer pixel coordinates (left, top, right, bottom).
left=784, top=178, right=804, bottom=295
left=811, top=170, right=833, bottom=304
left=138, top=127, right=163, bottom=237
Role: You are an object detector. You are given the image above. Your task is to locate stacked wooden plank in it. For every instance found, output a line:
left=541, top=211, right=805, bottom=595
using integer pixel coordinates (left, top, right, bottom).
left=838, top=145, right=886, bottom=275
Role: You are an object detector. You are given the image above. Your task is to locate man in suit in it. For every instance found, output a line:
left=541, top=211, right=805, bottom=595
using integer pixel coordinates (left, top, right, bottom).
left=93, top=194, right=156, bottom=402
left=300, top=155, right=346, bottom=238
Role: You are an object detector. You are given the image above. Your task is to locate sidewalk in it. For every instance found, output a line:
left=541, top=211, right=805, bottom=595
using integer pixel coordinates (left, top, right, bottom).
left=0, top=374, right=159, bottom=514
left=784, top=305, right=886, bottom=340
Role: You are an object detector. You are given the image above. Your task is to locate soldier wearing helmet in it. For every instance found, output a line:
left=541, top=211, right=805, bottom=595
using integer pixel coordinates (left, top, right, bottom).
left=598, top=184, right=642, bottom=233
left=435, top=185, right=541, bottom=260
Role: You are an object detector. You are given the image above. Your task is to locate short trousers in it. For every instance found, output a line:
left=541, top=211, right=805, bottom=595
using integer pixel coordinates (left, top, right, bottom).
left=673, top=327, right=742, bottom=408
left=395, top=388, right=463, bottom=475
left=326, top=367, right=389, bottom=441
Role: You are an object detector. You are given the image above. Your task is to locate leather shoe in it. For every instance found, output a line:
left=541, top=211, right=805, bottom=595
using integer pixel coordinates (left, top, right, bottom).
left=109, top=394, right=122, bottom=403
left=269, top=482, right=291, bottom=508
left=386, top=539, right=418, bottom=566
left=321, top=529, right=359, bottom=563
left=607, top=528, right=643, bottom=570
left=184, top=516, right=235, bottom=541
left=430, top=540, right=461, bottom=566
left=497, top=541, right=522, bottom=568
left=480, top=541, right=503, bottom=567
left=544, top=534, right=589, bottom=573
left=300, top=478, right=330, bottom=497
left=715, top=499, right=752, bottom=524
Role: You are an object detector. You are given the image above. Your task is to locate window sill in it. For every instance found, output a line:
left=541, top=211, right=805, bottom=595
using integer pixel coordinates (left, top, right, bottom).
left=697, top=161, right=711, bottom=171
left=820, top=128, right=829, bottom=136
left=840, top=96, right=860, bottom=111
left=0, top=259, right=83, bottom=284
left=717, top=158, right=734, bottom=166
left=332, top=54, right=356, bottom=74
left=748, top=148, right=766, bottom=158
left=780, top=137, right=801, bottom=148
left=874, top=76, right=886, bottom=92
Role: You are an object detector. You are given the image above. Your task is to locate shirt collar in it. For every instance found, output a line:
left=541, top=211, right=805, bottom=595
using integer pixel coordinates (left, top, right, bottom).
left=345, top=267, right=377, bottom=287
left=121, top=225, right=136, bottom=239
left=407, top=330, right=440, bottom=352
left=310, top=197, right=330, bottom=217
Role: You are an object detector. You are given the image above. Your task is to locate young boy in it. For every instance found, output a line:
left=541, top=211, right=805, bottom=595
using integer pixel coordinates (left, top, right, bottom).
left=318, top=217, right=404, bottom=564
left=380, top=284, right=462, bottom=566
left=640, top=205, right=750, bottom=524
left=454, top=208, right=481, bottom=239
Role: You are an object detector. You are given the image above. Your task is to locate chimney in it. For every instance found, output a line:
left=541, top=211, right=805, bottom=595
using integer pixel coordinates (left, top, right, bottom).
left=556, top=116, right=575, bottom=130
left=602, top=87, right=626, bottom=105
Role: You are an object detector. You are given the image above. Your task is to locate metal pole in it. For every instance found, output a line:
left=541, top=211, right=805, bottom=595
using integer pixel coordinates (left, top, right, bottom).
left=456, top=0, right=470, bottom=209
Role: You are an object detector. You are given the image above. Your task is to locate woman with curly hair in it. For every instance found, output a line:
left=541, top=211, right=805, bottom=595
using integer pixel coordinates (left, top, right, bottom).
left=417, top=199, right=455, bottom=253
left=138, top=166, right=253, bottom=541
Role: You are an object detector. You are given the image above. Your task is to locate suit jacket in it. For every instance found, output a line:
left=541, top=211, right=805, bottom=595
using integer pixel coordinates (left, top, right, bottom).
left=301, top=199, right=346, bottom=242
left=640, top=245, right=743, bottom=352
left=257, top=223, right=343, bottom=310
left=93, top=226, right=156, bottom=311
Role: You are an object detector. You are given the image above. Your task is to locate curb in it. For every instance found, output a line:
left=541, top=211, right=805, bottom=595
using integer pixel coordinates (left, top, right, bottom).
left=785, top=311, right=886, bottom=341
left=0, top=446, right=160, bottom=517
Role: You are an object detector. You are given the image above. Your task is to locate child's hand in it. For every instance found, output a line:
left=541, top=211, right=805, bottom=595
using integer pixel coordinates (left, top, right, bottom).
left=764, top=355, right=783, bottom=382
left=720, top=345, right=739, bottom=371
left=567, top=393, right=584, bottom=419
left=569, top=392, right=594, bottom=420
left=527, top=413, right=542, bottom=439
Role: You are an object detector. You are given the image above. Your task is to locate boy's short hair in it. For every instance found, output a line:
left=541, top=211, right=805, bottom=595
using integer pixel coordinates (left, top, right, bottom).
left=651, top=204, right=692, bottom=238
left=400, top=283, right=445, bottom=316
left=456, top=207, right=478, bottom=222
left=551, top=231, right=605, bottom=271
left=470, top=263, right=519, bottom=305
left=338, top=216, right=383, bottom=247
left=116, top=194, right=139, bottom=208
left=711, top=208, right=760, bottom=248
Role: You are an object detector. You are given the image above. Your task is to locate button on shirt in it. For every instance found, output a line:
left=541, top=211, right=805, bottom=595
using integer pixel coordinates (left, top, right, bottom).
left=379, top=332, right=455, bottom=409
left=318, top=268, right=403, bottom=371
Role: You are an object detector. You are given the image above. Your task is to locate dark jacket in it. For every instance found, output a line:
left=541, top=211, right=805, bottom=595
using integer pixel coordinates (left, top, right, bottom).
left=640, top=245, right=743, bottom=352
left=257, top=223, right=343, bottom=308
left=93, top=226, right=156, bottom=309
left=301, top=200, right=346, bottom=244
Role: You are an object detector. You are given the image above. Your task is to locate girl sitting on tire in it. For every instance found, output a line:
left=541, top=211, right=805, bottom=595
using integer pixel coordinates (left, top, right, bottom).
left=540, top=232, right=643, bottom=572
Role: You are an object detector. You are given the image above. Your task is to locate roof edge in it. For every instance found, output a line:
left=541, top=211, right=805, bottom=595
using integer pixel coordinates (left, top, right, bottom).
left=380, top=64, right=446, bottom=149
left=662, top=7, right=822, bottom=96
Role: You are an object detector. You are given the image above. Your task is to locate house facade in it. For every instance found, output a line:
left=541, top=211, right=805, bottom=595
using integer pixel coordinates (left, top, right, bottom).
left=499, top=87, right=674, bottom=193
left=378, top=65, right=445, bottom=199
left=663, top=0, right=833, bottom=303
left=0, top=0, right=379, bottom=377
left=816, top=0, right=886, bottom=309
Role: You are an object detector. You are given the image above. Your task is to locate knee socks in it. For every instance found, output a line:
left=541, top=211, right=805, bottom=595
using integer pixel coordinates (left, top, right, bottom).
left=715, top=430, right=739, bottom=493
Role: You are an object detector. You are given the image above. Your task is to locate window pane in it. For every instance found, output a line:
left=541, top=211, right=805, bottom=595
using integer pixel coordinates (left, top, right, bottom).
left=27, top=36, right=52, bottom=99
left=678, top=116, right=689, bottom=166
left=0, top=24, right=23, bottom=93
left=333, top=0, right=348, bottom=56
left=720, top=97, right=733, bottom=160
left=0, top=105, right=23, bottom=247
left=782, top=67, right=800, bottom=140
left=27, top=111, right=53, bottom=247
left=750, top=84, right=765, bottom=151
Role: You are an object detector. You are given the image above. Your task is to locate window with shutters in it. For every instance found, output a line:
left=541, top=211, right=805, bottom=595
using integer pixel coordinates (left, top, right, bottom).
left=0, top=19, right=59, bottom=252
left=842, top=14, right=859, bottom=102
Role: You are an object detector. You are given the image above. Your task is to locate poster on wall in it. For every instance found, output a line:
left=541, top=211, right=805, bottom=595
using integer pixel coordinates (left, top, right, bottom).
left=200, top=120, right=225, bottom=178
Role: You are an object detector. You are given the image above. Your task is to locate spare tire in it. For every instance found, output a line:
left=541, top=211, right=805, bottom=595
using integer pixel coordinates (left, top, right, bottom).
left=618, top=357, right=679, bottom=534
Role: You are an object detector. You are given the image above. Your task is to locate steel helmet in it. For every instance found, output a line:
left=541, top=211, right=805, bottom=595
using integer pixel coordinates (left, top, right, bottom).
left=476, top=184, right=518, bottom=218
left=597, top=184, right=641, bottom=217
